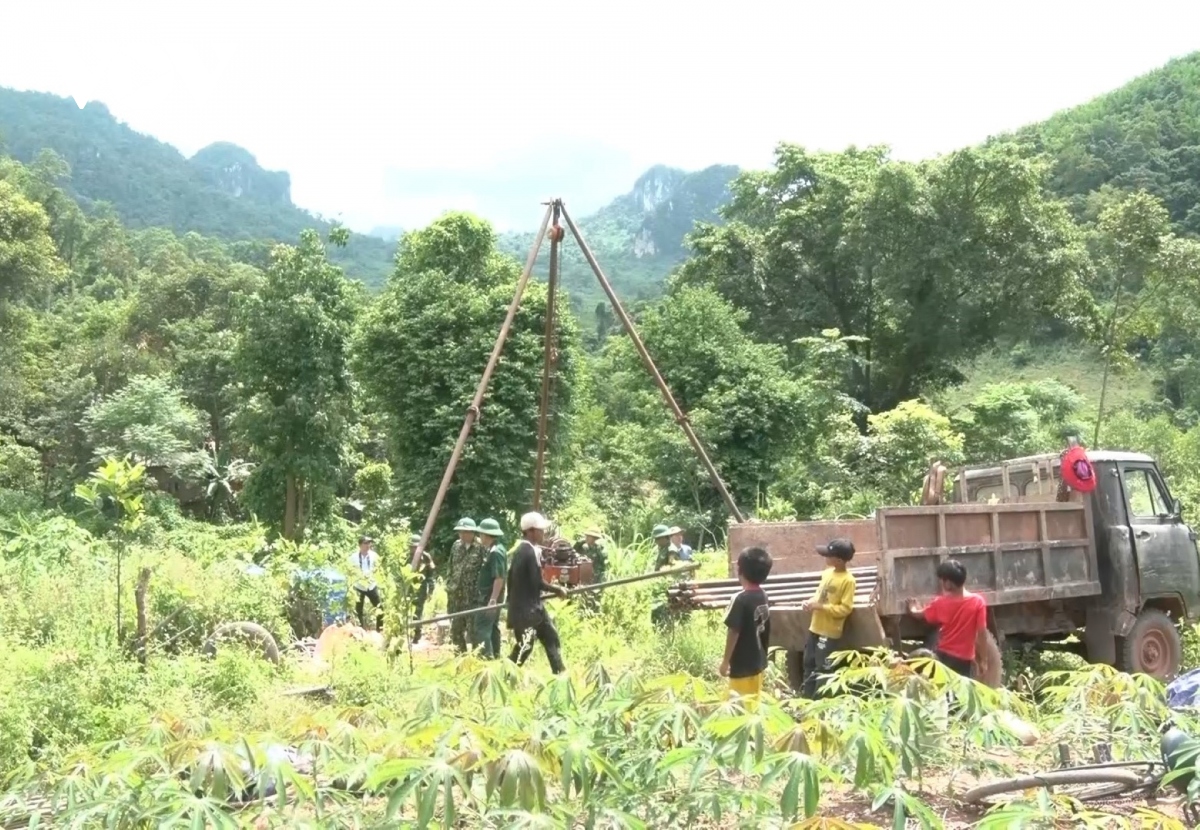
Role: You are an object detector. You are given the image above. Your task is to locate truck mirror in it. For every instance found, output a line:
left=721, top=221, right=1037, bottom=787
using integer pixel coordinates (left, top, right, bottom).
left=1173, top=498, right=1184, bottom=518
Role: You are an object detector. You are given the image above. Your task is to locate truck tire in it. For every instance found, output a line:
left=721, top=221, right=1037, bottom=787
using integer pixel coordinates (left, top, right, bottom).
left=1119, top=609, right=1181, bottom=680
left=204, top=621, right=282, bottom=665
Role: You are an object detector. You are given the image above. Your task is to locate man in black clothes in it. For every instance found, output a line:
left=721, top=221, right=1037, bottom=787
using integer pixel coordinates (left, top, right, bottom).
left=507, top=511, right=570, bottom=673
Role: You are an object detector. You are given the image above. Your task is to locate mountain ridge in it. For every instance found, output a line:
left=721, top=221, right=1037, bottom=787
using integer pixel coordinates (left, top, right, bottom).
left=0, top=86, right=734, bottom=296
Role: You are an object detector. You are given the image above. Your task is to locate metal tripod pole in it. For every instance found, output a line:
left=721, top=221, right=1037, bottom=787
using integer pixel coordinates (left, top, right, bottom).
left=559, top=205, right=746, bottom=523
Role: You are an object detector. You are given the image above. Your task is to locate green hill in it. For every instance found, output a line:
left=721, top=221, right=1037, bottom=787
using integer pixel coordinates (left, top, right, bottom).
left=0, top=87, right=738, bottom=299
left=1005, top=52, right=1200, bottom=232
left=498, top=163, right=739, bottom=316
left=0, top=88, right=396, bottom=286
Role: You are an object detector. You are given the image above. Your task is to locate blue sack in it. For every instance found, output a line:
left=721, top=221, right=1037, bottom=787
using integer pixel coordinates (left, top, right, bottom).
left=1167, top=667, right=1200, bottom=709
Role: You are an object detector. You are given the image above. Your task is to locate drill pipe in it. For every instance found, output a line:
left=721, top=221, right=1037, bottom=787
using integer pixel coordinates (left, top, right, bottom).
left=405, top=562, right=700, bottom=628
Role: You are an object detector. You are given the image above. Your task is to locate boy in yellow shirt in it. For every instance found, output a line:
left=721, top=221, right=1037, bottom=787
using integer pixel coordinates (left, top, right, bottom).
left=800, top=538, right=856, bottom=699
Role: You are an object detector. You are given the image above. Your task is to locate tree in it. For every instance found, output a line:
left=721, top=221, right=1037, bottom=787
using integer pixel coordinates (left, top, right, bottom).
left=235, top=229, right=356, bottom=538
left=674, top=143, right=1087, bottom=414
left=0, top=178, right=64, bottom=307
left=354, top=212, right=580, bottom=545
left=592, top=288, right=854, bottom=527
left=1086, top=192, right=1173, bottom=441
left=80, top=374, right=206, bottom=476
left=863, top=401, right=964, bottom=505
left=954, top=380, right=1085, bottom=462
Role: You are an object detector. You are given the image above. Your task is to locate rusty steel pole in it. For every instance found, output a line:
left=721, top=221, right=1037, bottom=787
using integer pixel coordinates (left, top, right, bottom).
left=559, top=205, right=746, bottom=523
left=410, top=204, right=555, bottom=571
left=532, top=202, right=562, bottom=510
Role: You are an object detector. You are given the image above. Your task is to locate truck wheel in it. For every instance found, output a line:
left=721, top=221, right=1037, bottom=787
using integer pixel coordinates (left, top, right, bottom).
left=204, top=621, right=282, bottom=665
left=973, top=630, right=1003, bottom=689
left=1120, top=609, right=1181, bottom=680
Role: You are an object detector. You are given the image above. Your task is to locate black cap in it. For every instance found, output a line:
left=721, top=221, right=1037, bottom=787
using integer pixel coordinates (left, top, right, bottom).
left=817, top=538, right=855, bottom=560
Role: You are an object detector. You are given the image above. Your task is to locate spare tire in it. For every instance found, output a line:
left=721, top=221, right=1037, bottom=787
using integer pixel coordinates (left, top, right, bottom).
left=204, top=622, right=281, bottom=665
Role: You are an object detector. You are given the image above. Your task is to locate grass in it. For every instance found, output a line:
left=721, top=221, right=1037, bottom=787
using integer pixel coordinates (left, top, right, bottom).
left=937, top=342, right=1159, bottom=423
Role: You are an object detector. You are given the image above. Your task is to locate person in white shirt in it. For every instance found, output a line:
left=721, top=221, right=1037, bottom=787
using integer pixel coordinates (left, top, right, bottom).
left=348, top=535, right=383, bottom=631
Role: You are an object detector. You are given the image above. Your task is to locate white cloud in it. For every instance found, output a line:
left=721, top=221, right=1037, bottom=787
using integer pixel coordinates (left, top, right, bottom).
left=3, top=0, right=1200, bottom=231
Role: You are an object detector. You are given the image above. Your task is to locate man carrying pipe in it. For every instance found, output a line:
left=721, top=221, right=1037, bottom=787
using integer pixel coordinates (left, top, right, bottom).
left=507, top=512, right=569, bottom=673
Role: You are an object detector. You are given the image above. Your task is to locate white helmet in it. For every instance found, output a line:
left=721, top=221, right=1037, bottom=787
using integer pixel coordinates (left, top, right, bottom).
left=520, top=511, right=550, bottom=531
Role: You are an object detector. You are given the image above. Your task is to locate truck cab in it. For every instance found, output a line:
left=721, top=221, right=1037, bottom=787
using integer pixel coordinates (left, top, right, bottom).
left=957, top=451, right=1200, bottom=679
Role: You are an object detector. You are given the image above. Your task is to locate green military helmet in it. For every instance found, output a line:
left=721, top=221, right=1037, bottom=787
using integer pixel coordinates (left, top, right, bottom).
left=652, top=524, right=672, bottom=540
left=584, top=528, right=603, bottom=539
left=477, top=517, right=504, bottom=539
left=410, top=533, right=422, bottom=545
left=454, top=517, right=477, bottom=532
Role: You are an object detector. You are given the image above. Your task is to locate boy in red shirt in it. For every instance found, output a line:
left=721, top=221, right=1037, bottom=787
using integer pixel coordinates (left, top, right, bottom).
left=906, top=559, right=987, bottom=679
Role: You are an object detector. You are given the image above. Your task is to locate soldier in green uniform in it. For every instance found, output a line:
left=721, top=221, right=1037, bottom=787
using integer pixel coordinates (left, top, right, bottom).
left=652, top=523, right=682, bottom=570
left=574, top=528, right=608, bottom=583
left=473, top=517, right=508, bottom=659
left=410, top=533, right=437, bottom=644
left=447, top=517, right=480, bottom=652
left=651, top=523, right=682, bottom=627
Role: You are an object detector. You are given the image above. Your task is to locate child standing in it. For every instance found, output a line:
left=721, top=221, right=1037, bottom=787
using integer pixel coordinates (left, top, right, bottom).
left=800, top=538, right=857, bottom=699
left=720, top=546, right=773, bottom=701
left=906, top=559, right=987, bottom=679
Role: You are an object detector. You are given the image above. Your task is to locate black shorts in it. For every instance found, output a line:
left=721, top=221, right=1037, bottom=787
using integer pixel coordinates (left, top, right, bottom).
left=936, top=650, right=973, bottom=678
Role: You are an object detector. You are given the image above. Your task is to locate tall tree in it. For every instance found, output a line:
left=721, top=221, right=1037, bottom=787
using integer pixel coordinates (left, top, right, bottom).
left=675, top=143, right=1087, bottom=414
left=592, top=287, right=857, bottom=527
left=235, top=229, right=355, bottom=538
left=354, top=212, right=580, bottom=543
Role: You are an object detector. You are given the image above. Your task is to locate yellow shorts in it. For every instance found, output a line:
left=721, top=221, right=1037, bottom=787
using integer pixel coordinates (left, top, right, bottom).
left=728, top=672, right=764, bottom=703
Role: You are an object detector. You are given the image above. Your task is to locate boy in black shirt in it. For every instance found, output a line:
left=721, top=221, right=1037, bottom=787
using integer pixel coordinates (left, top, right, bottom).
left=720, top=546, right=773, bottom=702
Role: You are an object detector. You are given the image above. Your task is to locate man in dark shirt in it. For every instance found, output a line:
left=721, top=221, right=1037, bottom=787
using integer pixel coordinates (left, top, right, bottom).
left=507, top=511, right=569, bottom=673
left=720, top=546, right=773, bottom=704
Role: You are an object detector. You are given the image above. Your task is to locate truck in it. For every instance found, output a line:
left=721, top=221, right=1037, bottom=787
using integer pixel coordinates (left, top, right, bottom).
left=675, top=449, right=1200, bottom=689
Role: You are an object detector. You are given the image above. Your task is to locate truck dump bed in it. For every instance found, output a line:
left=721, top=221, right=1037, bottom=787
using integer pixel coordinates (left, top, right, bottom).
left=673, top=500, right=1101, bottom=652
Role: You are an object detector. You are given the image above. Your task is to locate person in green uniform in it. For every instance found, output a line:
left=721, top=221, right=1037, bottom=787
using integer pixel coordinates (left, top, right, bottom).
left=410, top=533, right=437, bottom=644
left=651, top=523, right=682, bottom=627
left=447, top=517, right=480, bottom=652
left=652, top=524, right=681, bottom=570
left=473, top=517, right=508, bottom=659
left=574, top=528, right=608, bottom=583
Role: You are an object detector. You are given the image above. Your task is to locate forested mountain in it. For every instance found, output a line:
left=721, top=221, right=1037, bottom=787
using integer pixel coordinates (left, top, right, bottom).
left=8, top=51, right=1200, bottom=541
left=1007, top=52, right=1200, bottom=232
left=498, top=163, right=740, bottom=313
left=0, top=88, right=398, bottom=286
left=0, top=87, right=738, bottom=298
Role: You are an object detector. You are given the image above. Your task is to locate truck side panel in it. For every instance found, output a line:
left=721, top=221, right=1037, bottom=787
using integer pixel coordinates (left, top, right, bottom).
left=875, top=501, right=1101, bottom=616
left=726, top=519, right=879, bottom=577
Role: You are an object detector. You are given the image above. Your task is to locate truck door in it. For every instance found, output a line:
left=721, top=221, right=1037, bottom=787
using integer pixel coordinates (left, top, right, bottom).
left=1119, top=462, right=1200, bottom=613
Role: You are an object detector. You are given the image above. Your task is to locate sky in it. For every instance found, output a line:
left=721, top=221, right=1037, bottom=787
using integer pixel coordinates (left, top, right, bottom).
left=3, top=0, right=1200, bottom=233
